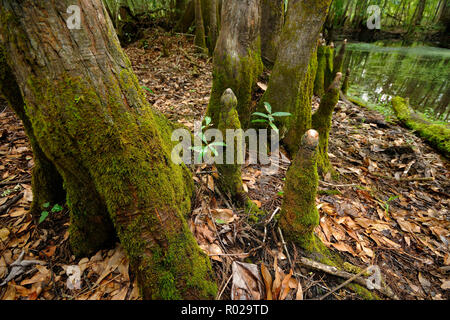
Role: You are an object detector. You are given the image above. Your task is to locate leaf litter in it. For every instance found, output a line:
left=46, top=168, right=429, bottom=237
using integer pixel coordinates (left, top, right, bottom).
left=0, top=29, right=449, bottom=300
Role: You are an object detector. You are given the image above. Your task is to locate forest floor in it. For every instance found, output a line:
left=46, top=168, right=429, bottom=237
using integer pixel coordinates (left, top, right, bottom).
left=0, top=29, right=449, bottom=300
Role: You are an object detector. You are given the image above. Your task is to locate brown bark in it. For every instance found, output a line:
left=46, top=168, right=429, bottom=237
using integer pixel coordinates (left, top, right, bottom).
left=0, top=0, right=216, bottom=299
left=206, top=0, right=263, bottom=128
left=260, top=0, right=285, bottom=66
left=0, top=46, right=65, bottom=221
left=261, top=0, right=332, bottom=148
left=194, top=0, right=208, bottom=53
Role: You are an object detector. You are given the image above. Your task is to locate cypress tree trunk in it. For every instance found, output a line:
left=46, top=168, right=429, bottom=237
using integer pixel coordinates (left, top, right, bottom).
left=342, top=68, right=351, bottom=96
left=260, top=0, right=285, bottom=66
left=333, top=39, right=347, bottom=78
left=312, top=73, right=342, bottom=175
left=0, top=0, right=216, bottom=300
left=207, top=0, right=219, bottom=54
left=0, top=47, right=66, bottom=220
left=206, top=0, right=263, bottom=129
left=175, top=0, right=195, bottom=32
left=194, top=0, right=208, bottom=53
left=262, top=0, right=332, bottom=146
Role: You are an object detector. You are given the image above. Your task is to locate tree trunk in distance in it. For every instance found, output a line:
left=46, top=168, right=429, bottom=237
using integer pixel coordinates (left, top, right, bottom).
left=261, top=0, right=332, bottom=148
left=0, top=0, right=216, bottom=299
left=194, top=0, right=208, bottom=53
left=342, top=68, right=351, bottom=96
left=312, top=73, right=342, bottom=175
left=333, top=39, right=347, bottom=78
left=0, top=46, right=66, bottom=220
left=206, top=0, right=263, bottom=129
left=175, top=0, right=195, bottom=32
left=260, top=0, right=285, bottom=66
left=206, top=0, right=219, bottom=54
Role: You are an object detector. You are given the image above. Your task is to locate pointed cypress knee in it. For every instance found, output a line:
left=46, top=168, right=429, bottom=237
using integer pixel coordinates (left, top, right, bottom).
left=216, top=88, right=247, bottom=206
left=279, top=129, right=320, bottom=249
left=312, top=72, right=342, bottom=175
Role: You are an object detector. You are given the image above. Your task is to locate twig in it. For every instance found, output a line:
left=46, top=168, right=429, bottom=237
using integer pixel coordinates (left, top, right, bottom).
left=216, top=273, right=232, bottom=300
left=371, top=173, right=434, bottom=182
left=319, top=181, right=359, bottom=188
left=179, top=47, right=203, bottom=68
left=319, top=267, right=370, bottom=300
left=0, top=192, right=23, bottom=214
left=0, top=178, right=31, bottom=186
left=277, top=227, right=293, bottom=271
left=296, top=256, right=398, bottom=300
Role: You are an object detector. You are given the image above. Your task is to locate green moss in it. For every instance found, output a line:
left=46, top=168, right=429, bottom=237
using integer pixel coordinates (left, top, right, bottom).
left=217, top=89, right=247, bottom=206
left=314, top=45, right=326, bottom=97
left=207, top=46, right=263, bottom=129
left=392, top=96, right=450, bottom=157
left=283, top=52, right=318, bottom=155
left=312, top=77, right=341, bottom=175
left=280, top=131, right=320, bottom=247
left=0, top=45, right=65, bottom=219
left=246, top=200, right=264, bottom=223
left=23, top=70, right=215, bottom=299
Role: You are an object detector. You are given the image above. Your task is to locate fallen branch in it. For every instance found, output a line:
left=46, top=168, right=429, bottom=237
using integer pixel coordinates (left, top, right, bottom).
left=296, top=256, right=398, bottom=300
left=0, top=192, right=23, bottom=214
left=319, top=266, right=370, bottom=300
left=0, top=178, right=31, bottom=186
left=371, top=173, right=434, bottom=182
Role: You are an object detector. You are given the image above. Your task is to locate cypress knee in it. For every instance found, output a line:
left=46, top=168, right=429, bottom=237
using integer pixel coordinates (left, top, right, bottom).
left=217, top=89, right=246, bottom=206
left=279, top=129, right=320, bottom=249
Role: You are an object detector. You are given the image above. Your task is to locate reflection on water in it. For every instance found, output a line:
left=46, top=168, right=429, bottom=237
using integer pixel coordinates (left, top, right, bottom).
left=342, top=41, right=450, bottom=121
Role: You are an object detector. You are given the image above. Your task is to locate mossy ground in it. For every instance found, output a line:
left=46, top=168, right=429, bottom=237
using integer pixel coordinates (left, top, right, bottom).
left=391, top=96, right=450, bottom=157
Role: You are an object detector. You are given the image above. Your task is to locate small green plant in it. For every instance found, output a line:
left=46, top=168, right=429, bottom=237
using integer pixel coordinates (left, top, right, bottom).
left=190, top=116, right=226, bottom=162
left=251, top=102, right=291, bottom=133
left=141, top=86, right=154, bottom=94
left=383, top=195, right=399, bottom=216
left=39, top=202, right=63, bottom=224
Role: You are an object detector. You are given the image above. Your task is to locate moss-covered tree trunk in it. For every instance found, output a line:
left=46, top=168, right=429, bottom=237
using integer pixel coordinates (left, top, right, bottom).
left=0, top=47, right=65, bottom=220
left=0, top=0, right=216, bottom=300
left=206, top=0, right=263, bottom=129
left=332, top=39, right=347, bottom=78
left=342, top=68, right=351, bottom=96
left=261, top=0, right=332, bottom=150
left=312, top=73, right=342, bottom=175
left=283, top=52, right=318, bottom=155
left=314, top=43, right=334, bottom=97
left=260, top=0, right=285, bottom=66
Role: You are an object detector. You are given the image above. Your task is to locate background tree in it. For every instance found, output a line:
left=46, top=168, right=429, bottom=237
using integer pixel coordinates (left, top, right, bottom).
left=206, top=0, right=263, bottom=128
left=260, top=0, right=285, bottom=66
left=261, top=0, right=332, bottom=154
left=0, top=0, right=216, bottom=300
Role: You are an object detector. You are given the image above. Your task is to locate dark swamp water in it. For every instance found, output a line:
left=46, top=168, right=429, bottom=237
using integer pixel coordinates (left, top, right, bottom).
left=342, top=41, right=450, bottom=121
